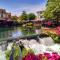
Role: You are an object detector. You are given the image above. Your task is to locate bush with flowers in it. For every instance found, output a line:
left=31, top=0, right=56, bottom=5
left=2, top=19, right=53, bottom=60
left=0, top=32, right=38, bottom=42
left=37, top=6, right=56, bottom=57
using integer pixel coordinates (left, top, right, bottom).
left=5, top=42, right=34, bottom=60
left=42, top=26, right=60, bottom=43
left=5, top=42, right=60, bottom=60
left=47, top=32, right=60, bottom=43
left=42, top=26, right=60, bottom=36
left=23, top=52, right=60, bottom=60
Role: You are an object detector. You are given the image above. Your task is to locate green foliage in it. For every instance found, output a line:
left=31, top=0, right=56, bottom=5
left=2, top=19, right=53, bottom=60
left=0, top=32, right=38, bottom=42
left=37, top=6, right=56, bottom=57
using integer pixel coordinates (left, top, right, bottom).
left=5, top=50, right=12, bottom=60
left=53, top=8, right=60, bottom=20
left=52, top=36, right=60, bottom=43
left=19, top=11, right=28, bottom=22
left=48, top=32, right=60, bottom=43
left=20, top=26, right=35, bottom=35
left=44, top=0, right=60, bottom=20
left=22, top=48, right=34, bottom=58
left=13, top=45, right=20, bottom=60
left=28, top=49, right=34, bottom=54
left=18, top=11, right=36, bottom=22
left=5, top=43, right=34, bottom=60
left=11, top=16, right=18, bottom=21
left=5, top=44, right=20, bottom=60
left=28, top=13, right=36, bottom=20
left=22, top=48, right=28, bottom=58
left=25, top=22, right=33, bottom=28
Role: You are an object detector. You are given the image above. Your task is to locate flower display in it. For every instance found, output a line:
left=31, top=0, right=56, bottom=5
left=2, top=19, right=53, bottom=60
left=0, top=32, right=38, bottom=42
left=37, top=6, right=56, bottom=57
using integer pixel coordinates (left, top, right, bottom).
left=43, top=26, right=60, bottom=36
left=23, top=52, right=60, bottom=60
left=23, top=53, right=37, bottom=60
left=5, top=40, right=60, bottom=60
left=42, top=26, right=60, bottom=43
left=55, top=26, right=60, bottom=36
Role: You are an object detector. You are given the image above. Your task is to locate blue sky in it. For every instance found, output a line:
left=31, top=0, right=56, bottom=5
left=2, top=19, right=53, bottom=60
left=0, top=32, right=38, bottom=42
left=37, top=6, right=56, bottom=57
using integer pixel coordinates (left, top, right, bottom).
left=0, top=0, right=47, bottom=16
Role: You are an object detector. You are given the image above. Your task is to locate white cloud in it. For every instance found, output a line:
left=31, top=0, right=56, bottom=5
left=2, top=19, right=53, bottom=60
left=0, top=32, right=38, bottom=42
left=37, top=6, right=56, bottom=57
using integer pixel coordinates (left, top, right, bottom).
left=11, top=4, right=46, bottom=16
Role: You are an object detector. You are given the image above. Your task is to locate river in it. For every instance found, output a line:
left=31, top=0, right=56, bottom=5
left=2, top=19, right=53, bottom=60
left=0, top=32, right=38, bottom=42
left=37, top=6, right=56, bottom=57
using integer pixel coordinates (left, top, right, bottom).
left=0, top=26, right=41, bottom=41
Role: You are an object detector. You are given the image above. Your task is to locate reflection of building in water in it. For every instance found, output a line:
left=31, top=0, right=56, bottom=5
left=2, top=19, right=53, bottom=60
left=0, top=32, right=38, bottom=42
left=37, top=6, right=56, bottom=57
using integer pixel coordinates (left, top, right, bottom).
left=37, top=11, right=45, bottom=21
left=35, top=29, right=41, bottom=34
left=0, top=9, right=11, bottom=20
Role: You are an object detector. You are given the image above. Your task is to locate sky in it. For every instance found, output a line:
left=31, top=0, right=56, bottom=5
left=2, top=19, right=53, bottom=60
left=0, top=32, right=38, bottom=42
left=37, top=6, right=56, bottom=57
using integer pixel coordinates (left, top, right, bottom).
left=0, top=0, right=47, bottom=16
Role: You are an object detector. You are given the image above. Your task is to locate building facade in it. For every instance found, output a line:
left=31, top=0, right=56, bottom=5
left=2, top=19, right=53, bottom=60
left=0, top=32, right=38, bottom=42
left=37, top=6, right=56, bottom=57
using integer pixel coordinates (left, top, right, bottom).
left=0, top=9, right=11, bottom=20
left=37, top=11, right=45, bottom=21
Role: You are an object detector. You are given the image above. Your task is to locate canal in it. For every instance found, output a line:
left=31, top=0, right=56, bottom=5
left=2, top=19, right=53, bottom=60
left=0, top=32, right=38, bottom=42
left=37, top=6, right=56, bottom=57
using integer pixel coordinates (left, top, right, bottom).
left=0, top=26, right=41, bottom=41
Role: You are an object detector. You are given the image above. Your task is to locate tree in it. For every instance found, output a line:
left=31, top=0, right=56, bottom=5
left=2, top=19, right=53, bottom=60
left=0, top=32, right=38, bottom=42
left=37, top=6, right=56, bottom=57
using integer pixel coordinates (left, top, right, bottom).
left=28, top=13, right=36, bottom=20
left=11, top=16, right=18, bottom=21
left=44, top=0, right=60, bottom=20
left=53, top=8, right=60, bottom=23
left=20, top=11, right=28, bottom=21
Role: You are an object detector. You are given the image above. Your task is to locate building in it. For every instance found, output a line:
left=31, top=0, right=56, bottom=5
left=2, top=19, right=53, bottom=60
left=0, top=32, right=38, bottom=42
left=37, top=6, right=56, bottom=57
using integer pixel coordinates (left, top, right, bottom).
left=37, top=11, right=45, bottom=21
left=0, top=9, right=11, bottom=20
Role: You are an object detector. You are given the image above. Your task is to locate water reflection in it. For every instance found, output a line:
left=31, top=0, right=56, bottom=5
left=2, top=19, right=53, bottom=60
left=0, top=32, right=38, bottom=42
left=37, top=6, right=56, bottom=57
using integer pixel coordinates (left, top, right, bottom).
left=12, top=31, right=22, bottom=38
left=0, top=26, right=41, bottom=40
left=35, top=29, right=41, bottom=34
left=20, top=27, right=35, bottom=35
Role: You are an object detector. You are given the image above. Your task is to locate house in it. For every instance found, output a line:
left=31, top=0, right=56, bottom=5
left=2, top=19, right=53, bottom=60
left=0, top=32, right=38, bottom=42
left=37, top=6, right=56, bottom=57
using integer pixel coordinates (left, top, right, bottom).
left=0, top=9, right=11, bottom=20
left=37, top=11, right=45, bottom=21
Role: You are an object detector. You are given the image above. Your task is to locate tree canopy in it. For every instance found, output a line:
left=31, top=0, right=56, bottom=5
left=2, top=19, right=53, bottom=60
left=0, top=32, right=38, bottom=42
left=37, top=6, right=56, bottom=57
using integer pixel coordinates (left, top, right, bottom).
left=43, top=0, right=60, bottom=20
left=28, top=13, right=36, bottom=20
left=18, top=11, right=36, bottom=22
left=11, top=16, right=18, bottom=21
left=20, top=11, right=28, bottom=21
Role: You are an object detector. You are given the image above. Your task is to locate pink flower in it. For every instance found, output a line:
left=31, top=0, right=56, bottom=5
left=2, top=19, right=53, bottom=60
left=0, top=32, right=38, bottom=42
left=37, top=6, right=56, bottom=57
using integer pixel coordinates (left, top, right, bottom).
left=37, top=54, right=43, bottom=60
left=55, top=26, right=60, bottom=36
left=22, top=52, right=60, bottom=60
left=23, top=53, right=39, bottom=60
left=44, top=53, right=51, bottom=59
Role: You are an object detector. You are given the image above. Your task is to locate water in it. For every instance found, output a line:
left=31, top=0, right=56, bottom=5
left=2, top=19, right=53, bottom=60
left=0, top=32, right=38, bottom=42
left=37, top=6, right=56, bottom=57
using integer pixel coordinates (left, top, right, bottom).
left=0, top=26, right=55, bottom=60
left=0, top=26, right=41, bottom=41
